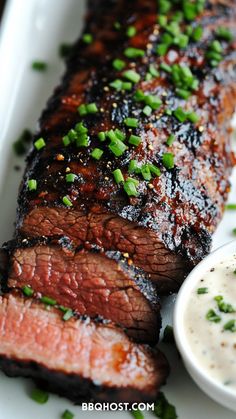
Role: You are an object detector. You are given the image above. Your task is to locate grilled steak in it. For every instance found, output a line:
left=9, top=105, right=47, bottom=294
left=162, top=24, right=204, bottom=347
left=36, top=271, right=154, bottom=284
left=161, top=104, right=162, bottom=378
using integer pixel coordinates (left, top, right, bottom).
left=4, top=237, right=161, bottom=343
left=0, top=292, right=168, bottom=403
left=17, top=0, right=236, bottom=292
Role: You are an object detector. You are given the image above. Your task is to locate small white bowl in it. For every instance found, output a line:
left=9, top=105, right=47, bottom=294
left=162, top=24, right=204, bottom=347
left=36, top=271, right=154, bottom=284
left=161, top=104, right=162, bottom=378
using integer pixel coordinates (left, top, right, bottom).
left=173, top=240, right=236, bottom=412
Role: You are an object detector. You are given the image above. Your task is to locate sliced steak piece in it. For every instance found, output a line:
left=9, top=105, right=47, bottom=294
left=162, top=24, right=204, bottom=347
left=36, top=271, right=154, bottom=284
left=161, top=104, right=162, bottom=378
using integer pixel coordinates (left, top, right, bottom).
left=0, top=293, right=169, bottom=403
left=5, top=238, right=161, bottom=343
left=17, top=0, right=236, bottom=293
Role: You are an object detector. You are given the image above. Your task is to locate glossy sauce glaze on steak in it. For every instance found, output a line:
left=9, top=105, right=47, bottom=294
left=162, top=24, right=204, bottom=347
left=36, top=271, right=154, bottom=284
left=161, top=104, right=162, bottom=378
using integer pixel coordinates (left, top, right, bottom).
left=3, top=237, right=161, bottom=343
left=0, top=292, right=168, bottom=403
left=0, top=0, right=235, bottom=404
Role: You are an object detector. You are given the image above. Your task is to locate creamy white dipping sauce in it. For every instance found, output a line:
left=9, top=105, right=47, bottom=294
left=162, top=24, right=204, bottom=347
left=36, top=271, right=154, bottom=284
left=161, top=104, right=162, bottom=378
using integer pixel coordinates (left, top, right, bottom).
left=184, top=255, right=236, bottom=391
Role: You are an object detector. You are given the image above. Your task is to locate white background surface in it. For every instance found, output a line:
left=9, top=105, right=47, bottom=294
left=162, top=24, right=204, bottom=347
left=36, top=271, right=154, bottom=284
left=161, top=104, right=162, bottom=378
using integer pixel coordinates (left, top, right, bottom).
left=0, top=1, right=236, bottom=418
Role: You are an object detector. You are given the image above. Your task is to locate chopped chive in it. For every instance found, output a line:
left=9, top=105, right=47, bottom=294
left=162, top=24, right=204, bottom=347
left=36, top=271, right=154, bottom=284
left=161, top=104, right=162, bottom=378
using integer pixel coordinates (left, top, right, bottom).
left=59, top=43, right=73, bottom=58
left=156, top=43, right=169, bottom=56
left=62, top=135, right=70, bottom=147
left=174, top=34, right=189, bottom=48
left=114, top=129, right=126, bottom=141
left=124, top=47, right=145, bottom=59
left=166, top=134, right=175, bottom=146
left=75, top=122, right=88, bottom=134
left=98, top=131, right=106, bottom=141
left=123, top=70, right=141, bottom=83
left=176, top=88, right=191, bottom=99
left=31, top=388, right=49, bottom=404
left=187, top=111, right=200, bottom=123
left=141, top=164, right=152, bottom=181
left=158, top=0, right=171, bottom=14
left=224, top=319, right=236, bottom=332
left=68, top=129, right=78, bottom=141
left=122, top=81, right=132, bottom=90
left=78, top=104, right=87, bottom=116
left=34, top=137, right=46, bottom=151
left=66, top=173, right=77, bottom=183
left=113, top=169, right=124, bottom=184
left=86, top=103, right=98, bottom=114
left=148, top=64, right=159, bottom=78
left=157, top=15, right=167, bottom=27
left=124, top=179, right=139, bottom=197
left=82, top=33, right=93, bottom=44
left=62, top=196, right=73, bottom=207
left=130, top=409, right=144, bottom=419
left=41, top=296, right=57, bottom=306
left=109, top=79, right=123, bottom=90
left=183, top=2, right=198, bottom=20
left=76, top=135, right=89, bottom=147
left=197, top=287, right=208, bottom=294
left=128, top=159, right=138, bottom=173
left=134, top=89, right=145, bottom=102
left=216, top=27, right=233, bottom=42
left=91, top=148, right=103, bottom=160
left=129, top=135, right=141, bottom=146
left=159, top=62, right=172, bottom=73
left=214, top=295, right=235, bottom=313
left=162, top=152, right=174, bottom=169
left=124, top=117, right=139, bottom=128
left=225, top=204, right=236, bottom=210
left=191, top=26, right=203, bottom=42
left=109, top=139, right=127, bottom=157
left=145, top=95, right=162, bottom=110
left=28, top=179, right=37, bottom=191
left=126, top=26, right=136, bottom=38
left=154, top=392, right=177, bottom=418
left=162, top=325, right=175, bottom=344
left=206, top=309, right=221, bottom=323
left=22, top=286, right=34, bottom=297
left=149, top=164, right=161, bottom=177
left=31, top=61, right=47, bottom=71
left=173, top=107, right=188, bottom=122
left=61, top=410, right=74, bottom=419
left=63, top=309, right=74, bottom=321
left=112, top=58, right=126, bottom=71
left=209, top=40, right=223, bottom=53
left=143, top=105, right=152, bottom=116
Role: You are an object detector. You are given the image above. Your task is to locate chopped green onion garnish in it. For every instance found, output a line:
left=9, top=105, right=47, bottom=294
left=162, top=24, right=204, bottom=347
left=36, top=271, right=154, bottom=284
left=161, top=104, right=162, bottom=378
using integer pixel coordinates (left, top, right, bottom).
left=191, top=26, right=203, bottom=42
left=157, top=15, right=167, bottom=27
left=130, top=409, right=144, bottom=419
left=162, top=152, right=174, bottom=169
left=214, top=295, right=235, bottom=313
left=91, top=148, right=103, bottom=160
left=34, top=137, right=46, bottom=151
left=187, top=111, right=200, bottom=123
left=124, top=117, right=139, bottom=128
left=173, top=107, right=188, bottom=122
left=176, top=88, right=191, bottom=99
left=128, top=159, right=138, bottom=173
left=158, top=0, right=171, bottom=14
left=61, top=410, right=74, bottom=419
left=31, top=61, right=47, bottom=71
left=224, top=319, right=236, bottom=332
left=66, top=173, right=77, bottom=183
left=166, top=134, right=175, bottom=146
left=75, top=122, right=88, bottom=134
left=62, top=135, right=70, bottom=147
left=197, top=287, right=208, bottom=294
left=31, top=388, right=49, bottom=404
left=141, top=164, right=152, bottom=181
left=114, top=129, right=126, bottom=141
left=143, top=105, right=152, bottom=116
left=159, top=63, right=172, bottom=73
left=63, top=309, right=74, bottom=321
left=216, top=27, right=233, bottom=42
left=124, top=179, right=139, bottom=197
left=126, top=26, right=136, bottom=38
left=113, top=169, right=124, bottom=184
left=109, top=79, right=123, bottom=90
left=225, top=204, right=236, bottom=210
left=206, top=309, right=221, bottom=323
left=77, top=104, right=87, bottom=116
left=97, top=132, right=106, bottom=142
left=129, top=135, right=141, bottom=146
left=41, top=296, right=57, bottom=306
left=28, top=179, right=37, bottom=191
left=22, top=286, right=34, bottom=297
left=124, top=47, right=145, bottom=59
left=78, top=103, right=98, bottom=116
left=76, top=135, right=89, bottom=147
left=149, top=164, right=161, bottom=177
left=61, top=409, right=74, bottom=419
left=112, top=58, right=126, bottom=71
left=82, top=33, right=93, bottom=44
left=209, top=40, right=223, bottom=53
left=156, top=44, right=169, bottom=56
left=232, top=228, right=236, bottom=235
left=109, top=139, right=127, bottom=157
left=148, top=64, right=159, bottom=78
left=62, top=196, right=73, bottom=207
left=68, top=129, right=77, bottom=141
left=123, top=70, right=140, bottom=83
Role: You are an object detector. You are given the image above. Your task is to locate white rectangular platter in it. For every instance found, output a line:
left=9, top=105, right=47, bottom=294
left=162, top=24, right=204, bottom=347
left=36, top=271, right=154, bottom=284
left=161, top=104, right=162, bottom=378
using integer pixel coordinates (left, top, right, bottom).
left=0, top=1, right=236, bottom=418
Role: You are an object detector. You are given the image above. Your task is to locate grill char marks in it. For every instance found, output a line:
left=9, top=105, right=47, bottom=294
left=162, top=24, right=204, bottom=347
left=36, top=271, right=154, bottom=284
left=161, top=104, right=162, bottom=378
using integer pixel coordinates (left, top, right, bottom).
left=5, top=237, right=161, bottom=343
left=0, top=293, right=168, bottom=403
left=17, top=0, right=236, bottom=292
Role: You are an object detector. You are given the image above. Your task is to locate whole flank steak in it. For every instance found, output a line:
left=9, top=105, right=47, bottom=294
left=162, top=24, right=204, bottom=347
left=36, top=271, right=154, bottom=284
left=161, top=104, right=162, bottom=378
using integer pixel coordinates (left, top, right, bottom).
left=0, top=0, right=236, bottom=404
